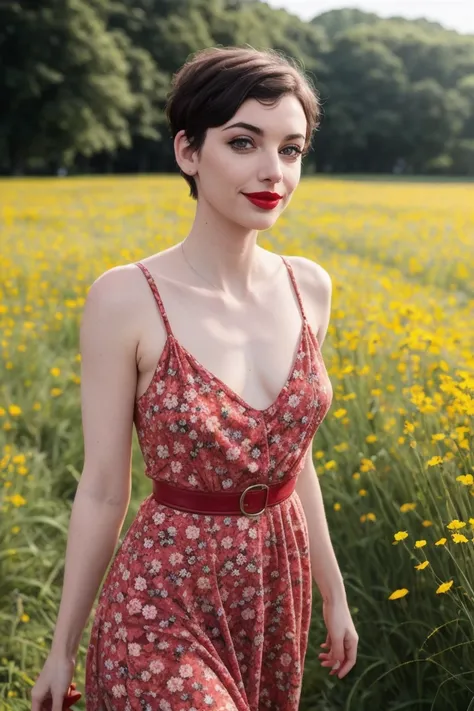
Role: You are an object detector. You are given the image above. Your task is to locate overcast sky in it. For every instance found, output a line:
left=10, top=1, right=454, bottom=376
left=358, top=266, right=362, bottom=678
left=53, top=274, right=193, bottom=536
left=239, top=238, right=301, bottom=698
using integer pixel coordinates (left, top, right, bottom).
left=265, top=0, right=474, bottom=34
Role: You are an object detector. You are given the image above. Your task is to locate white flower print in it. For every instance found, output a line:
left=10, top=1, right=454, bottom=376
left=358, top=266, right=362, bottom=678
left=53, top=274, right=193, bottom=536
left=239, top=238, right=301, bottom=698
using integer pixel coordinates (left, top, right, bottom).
left=152, top=511, right=166, bottom=525
left=156, top=444, right=169, bottom=459
left=127, top=642, right=141, bottom=657
left=155, top=380, right=165, bottom=395
left=149, top=659, right=165, bottom=674
left=163, top=393, right=178, bottom=409
left=186, top=525, right=200, bottom=540
left=127, top=598, right=142, bottom=615
left=205, top=415, right=220, bottom=432
left=149, top=559, right=162, bottom=575
left=142, top=604, right=157, bottom=620
left=251, top=447, right=262, bottom=459
left=241, top=607, right=256, bottom=620
left=179, top=663, right=194, bottom=678
left=111, top=684, right=127, bottom=698
left=166, top=677, right=184, bottom=693
left=280, top=652, right=292, bottom=666
left=169, top=552, right=184, bottom=565
left=221, top=536, right=233, bottom=550
left=288, top=394, right=301, bottom=408
left=134, top=576, right=147, bottom=591
left=247, top=461, right=259, bottom=473
left=183, top=388, right=198, bottom=402
left=141, top=670, right=152, bottom=682
left=170, top=460, right=183, bottom=473
left=197, top=577, right=211, bottom=590
left=226, top=446, right=241, bottom=461
left=173, top=441, right=186, bottom=455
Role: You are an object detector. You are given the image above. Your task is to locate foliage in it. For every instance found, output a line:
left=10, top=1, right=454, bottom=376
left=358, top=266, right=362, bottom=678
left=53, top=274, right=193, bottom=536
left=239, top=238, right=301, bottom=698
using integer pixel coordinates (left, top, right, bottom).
left=0, top=1, right=474, bottom=175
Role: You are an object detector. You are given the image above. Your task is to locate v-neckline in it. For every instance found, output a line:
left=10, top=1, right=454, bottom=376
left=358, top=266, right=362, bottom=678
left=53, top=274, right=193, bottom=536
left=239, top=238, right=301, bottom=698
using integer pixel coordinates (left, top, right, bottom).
left=169, top=319, right=309, bottom=416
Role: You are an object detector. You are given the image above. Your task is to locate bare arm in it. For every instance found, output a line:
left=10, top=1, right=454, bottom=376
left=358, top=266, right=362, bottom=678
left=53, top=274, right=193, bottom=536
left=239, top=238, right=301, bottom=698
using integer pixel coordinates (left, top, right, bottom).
left=295, top=260, right=345, bottom=602
left=50, top=267, right=139, bottom=659
left=295, top=449, right=346, bottom=602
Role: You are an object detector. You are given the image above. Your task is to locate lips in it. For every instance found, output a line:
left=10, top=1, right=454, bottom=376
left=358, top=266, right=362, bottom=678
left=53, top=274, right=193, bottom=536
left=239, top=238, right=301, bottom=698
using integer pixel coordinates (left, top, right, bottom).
left=242, top=191, right=283, bottom=210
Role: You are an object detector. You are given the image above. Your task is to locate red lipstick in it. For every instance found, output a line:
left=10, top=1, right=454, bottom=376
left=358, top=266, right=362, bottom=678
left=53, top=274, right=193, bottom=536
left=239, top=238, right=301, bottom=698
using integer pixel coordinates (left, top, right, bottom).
left=242, top=191, right=283, bottom=210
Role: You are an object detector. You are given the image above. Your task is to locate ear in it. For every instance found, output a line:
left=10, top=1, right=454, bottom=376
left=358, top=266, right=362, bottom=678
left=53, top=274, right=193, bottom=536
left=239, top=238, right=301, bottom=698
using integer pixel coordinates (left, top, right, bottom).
left=174, top=129, right=199, bottom=176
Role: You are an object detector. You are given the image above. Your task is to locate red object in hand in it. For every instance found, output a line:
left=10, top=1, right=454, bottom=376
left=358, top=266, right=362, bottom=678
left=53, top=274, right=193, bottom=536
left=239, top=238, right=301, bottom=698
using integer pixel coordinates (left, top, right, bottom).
left=41, top=682, right=82, bottom=711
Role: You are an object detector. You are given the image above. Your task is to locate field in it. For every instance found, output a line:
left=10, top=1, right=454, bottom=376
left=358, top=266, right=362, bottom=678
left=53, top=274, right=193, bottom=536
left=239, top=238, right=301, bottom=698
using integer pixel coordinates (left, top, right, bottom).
left=1, top=175, right=473, bottom=710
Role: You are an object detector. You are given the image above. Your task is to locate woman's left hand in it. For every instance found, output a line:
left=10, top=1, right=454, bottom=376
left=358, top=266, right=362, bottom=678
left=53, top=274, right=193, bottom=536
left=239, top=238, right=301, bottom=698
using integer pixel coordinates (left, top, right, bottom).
left=318, top=597, right=359, bottom=679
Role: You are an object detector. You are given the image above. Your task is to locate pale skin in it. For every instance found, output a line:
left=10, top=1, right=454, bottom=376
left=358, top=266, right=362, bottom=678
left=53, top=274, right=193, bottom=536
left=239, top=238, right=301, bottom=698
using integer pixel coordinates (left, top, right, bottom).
left=31, top=93, right=357, bottom=711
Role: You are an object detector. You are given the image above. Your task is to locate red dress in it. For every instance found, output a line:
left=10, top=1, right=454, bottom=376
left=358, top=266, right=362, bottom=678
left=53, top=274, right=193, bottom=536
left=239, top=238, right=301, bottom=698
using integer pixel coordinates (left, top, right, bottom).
left=85, top=256, right=333, bottom=710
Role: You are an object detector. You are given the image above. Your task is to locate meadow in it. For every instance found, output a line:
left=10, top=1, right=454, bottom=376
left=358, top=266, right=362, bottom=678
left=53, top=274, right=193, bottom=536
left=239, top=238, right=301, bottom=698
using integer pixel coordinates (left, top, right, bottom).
left=0, top=175, right=473, bottom=711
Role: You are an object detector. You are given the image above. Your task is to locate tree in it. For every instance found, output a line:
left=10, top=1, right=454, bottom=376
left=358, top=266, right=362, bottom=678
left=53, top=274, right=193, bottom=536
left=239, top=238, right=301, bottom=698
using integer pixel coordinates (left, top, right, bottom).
left=0, top=0, right=133, bottom=172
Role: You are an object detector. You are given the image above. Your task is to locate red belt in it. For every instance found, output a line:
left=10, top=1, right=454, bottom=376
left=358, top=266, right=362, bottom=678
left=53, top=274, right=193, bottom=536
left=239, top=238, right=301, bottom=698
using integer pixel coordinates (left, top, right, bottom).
left=152, top=478, right=296, bottom=519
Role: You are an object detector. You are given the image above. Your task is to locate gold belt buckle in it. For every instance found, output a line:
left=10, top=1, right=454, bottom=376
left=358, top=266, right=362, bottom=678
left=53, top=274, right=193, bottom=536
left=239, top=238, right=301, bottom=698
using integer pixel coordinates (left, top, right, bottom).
left=239, top=483, right=269, bottom=519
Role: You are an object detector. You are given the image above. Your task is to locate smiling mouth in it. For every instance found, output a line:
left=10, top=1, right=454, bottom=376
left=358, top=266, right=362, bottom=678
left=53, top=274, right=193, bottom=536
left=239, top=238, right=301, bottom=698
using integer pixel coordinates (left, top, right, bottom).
left=242, top=192, right=283, bottom=209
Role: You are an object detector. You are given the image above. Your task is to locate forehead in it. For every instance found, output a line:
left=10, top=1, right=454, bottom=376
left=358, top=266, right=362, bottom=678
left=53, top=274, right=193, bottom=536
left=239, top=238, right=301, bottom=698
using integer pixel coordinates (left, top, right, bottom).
left=222, top=95, right=307, bottom=134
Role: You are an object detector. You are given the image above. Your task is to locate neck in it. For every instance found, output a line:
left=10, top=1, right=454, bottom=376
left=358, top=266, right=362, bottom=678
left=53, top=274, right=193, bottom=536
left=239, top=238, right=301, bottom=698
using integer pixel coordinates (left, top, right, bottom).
left=181, top=198, right=262, bottom=296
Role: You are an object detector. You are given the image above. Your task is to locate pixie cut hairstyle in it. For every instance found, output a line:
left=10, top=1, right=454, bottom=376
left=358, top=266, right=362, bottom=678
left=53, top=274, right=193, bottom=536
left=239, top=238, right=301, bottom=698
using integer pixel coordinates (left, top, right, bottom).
left=165, top=46, right=321, bottom=199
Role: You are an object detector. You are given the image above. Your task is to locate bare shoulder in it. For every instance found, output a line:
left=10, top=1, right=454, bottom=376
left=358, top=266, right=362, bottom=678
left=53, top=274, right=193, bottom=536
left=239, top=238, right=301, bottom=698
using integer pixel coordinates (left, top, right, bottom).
left=284, top=255, right=332, bottom=346
left=84, top=260, right=162, bottom=335
left=285, top=254, right=332, bottom=296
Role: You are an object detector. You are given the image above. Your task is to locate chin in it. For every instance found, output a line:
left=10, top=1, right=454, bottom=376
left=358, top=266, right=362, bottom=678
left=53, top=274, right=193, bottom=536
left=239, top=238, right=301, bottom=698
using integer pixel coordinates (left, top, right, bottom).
left=231, top=209, right=281, bottom=231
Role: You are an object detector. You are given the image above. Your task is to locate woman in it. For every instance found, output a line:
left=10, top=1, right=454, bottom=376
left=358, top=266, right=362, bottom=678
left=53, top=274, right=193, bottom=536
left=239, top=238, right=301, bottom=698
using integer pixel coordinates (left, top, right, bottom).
left=32, top=46, right=358, bottom=711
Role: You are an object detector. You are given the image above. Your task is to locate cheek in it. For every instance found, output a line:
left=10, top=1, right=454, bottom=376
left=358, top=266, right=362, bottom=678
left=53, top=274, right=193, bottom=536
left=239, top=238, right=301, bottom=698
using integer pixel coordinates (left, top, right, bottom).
left=285, top=164, right=302, bottom=191
left=203, top=149, right=238, bottom=183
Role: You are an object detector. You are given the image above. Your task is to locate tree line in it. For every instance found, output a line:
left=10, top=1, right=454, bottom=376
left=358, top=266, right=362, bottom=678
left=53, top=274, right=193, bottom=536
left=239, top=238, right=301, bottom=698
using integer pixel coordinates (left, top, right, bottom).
left=1, top=0, right=474, bottom=176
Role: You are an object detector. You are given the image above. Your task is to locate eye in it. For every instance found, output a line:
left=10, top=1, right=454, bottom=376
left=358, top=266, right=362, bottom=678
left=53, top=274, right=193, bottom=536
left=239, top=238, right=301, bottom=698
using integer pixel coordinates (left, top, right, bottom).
left=228, top=137, right=253, bottom=150
left=281, top=145, right=304, bottom=158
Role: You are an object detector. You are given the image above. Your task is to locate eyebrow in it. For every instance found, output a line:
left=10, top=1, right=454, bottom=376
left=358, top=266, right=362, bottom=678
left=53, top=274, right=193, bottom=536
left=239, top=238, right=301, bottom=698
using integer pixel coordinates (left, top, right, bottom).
left=222, top=121, right=305, bottom=141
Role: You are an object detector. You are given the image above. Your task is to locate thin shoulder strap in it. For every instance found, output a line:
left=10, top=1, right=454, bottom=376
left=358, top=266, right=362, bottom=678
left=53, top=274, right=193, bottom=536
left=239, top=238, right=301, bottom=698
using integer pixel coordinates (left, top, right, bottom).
left=280, top=256, right=308, bottom=324
left=135, top=262, right=174, bottom=338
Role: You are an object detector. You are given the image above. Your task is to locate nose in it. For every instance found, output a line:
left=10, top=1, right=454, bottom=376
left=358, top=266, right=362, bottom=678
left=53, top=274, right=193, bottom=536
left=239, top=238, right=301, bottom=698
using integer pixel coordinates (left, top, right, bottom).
left=258, top=149, right=283, bottom=185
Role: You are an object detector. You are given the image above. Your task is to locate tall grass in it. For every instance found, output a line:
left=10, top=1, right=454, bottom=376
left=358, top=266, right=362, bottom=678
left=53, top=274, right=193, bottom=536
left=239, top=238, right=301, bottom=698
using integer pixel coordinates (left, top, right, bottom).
left=1, top=176, right=473, bottom=710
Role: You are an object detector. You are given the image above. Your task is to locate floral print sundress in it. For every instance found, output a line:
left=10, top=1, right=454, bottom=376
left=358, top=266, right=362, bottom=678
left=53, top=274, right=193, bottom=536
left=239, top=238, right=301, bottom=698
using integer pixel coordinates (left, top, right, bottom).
left=85, top=255, right=333, bottom=711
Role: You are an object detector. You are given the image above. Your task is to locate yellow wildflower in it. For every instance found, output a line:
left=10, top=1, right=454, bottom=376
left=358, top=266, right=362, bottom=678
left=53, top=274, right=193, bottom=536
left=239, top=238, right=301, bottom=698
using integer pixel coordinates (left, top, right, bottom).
left=446, top=519, right=466, bottom=530
left=456, top=474, right=473, bottom=486
left=415, top=540, right=427, bottom=548
left=452, top=533, right=468, bottom=544
left=415, top=561, right=430, bottom=570
left=400, top=502, right=417, bottom=513
left=436, top=580, right=453, bottom=594
left=394, top=531, right=408, bottom=541
left=435, top=538, right=447, bottom=546
left=388, top=588, right=409, bottom=600
left=427, top=456, right=443, bottom=467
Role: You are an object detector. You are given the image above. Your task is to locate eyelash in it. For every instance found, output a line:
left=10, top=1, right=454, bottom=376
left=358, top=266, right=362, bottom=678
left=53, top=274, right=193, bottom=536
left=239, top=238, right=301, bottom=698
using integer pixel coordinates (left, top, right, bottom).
left=228, top=137, right=305, bottom=157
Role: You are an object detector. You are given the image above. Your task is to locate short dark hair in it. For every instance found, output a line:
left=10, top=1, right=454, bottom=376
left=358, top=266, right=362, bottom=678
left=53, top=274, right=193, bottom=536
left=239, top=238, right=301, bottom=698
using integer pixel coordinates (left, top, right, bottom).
left=165, top=46, right=321, bottom=199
